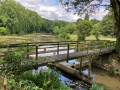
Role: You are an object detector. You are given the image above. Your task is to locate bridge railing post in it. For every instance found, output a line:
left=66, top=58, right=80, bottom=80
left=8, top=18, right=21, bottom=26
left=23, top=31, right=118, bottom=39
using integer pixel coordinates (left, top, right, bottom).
left=87, top=42, right=89, bottom=54
left=109, top=41, right=111, bottom=51
left=36, top=44, right=39, bottom=60
left=67, top=43, right=70, bottom=62
left=57, top=42, right=59, bottom=55
left=79, top=57, right=82, bottom=74
left=27, top=43, right=29, bottom=59
left=77, top=41, right=79, bottom=52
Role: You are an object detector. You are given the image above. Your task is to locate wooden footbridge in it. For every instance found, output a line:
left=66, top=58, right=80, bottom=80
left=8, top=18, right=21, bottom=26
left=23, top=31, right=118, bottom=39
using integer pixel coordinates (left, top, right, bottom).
left=0, top=40, right=116, bottom=61
left=0, top=40, right=116, bottom=85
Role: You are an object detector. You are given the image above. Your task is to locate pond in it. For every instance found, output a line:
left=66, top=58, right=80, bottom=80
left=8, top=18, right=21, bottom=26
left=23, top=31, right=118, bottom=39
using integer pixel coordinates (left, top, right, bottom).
left=32, top=59, right=120, bottom=90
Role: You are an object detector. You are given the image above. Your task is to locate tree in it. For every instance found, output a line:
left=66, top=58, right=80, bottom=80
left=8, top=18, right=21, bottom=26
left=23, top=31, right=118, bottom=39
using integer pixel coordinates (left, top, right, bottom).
left=84, top=13, right=89, bottom=21
left=99, top=11, right=115, bottom=37
left=77, top=20, right=92, bottom=41
left=76, top=18, right=83, bottom=24
left=90, top=19, right=100, bottom=26
left=64, top=23, right=76, bottom=34
left=60, top=0, right=120, bottom=53
left=53, top=26, right=59, bottom=35
left=92, top=23, right=100, bottom=40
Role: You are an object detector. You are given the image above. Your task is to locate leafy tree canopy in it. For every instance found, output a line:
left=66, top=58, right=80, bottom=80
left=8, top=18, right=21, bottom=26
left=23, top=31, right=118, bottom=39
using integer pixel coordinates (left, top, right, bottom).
left=77, top=20, right=92, bottom=40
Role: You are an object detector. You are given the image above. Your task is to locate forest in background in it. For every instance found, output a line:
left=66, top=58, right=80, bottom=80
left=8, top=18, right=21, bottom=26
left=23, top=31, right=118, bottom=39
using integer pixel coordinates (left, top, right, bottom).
left=0, top=0, right=115, bottom=40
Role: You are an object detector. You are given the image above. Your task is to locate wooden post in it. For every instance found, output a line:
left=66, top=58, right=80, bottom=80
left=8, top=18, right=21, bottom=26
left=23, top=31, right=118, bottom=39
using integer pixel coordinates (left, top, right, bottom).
left=57, top=42, right=59, bottom=55
left=67, top=43, right=70, bottom=62
left=27, top=43, right=29, bottom=59
left=3, top=76, right=7, bottom=90
left=88, top=55, right=92, bottom=76
left=84, top=41, right=86, bottom=51
left=53, top=51, right=56, bottom=56
left=109, top=41, right=111, bottom=51
left=100, top=45, right=102, bottom=54
left=79, top=57, right=82, bottom=74
left=36, top=44, right=39, bottom=60
left=77, top=41, right=79, bottom=52
left=87, top=42, right=89, bottom=54
left=44, top=48, right=46, bottom=53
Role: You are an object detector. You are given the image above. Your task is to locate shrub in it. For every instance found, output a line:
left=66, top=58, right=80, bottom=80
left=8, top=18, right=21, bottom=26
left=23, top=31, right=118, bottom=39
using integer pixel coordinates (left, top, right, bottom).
left=1, top=51, right=24, bottom=76
left=65, top=34, right=70, bottom=39
left=0, top=27, right=7, bottom=35
left=109, top=67, right=116, bottom=75
left=90, top=82, right=104, bottom=90
left=21, top=69, right=69, bottom=90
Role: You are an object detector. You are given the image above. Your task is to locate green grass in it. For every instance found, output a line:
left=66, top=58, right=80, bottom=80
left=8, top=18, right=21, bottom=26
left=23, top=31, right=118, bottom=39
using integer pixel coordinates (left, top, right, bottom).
left=70, top=34, right=116, bottom=41
left=0, top=34, right=116, bottom=45
left=0, top=33, right=61, bottom=45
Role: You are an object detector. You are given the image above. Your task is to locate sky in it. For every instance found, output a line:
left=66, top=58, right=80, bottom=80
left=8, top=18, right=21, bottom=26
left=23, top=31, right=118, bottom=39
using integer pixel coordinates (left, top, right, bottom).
left=14, top=0, right=109, bottom=22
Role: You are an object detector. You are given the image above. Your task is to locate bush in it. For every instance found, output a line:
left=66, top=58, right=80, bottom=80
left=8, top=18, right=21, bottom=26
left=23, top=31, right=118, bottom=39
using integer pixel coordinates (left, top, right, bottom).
left=90, top=82, right=104, bottom=90
left=65, top=34, right=70, bottom=39
left=0, top=27, right=7, bottom=35
left=1, top=51, right=24, bottom=76
left=21, top=69, right=69, bottom=90
left=109, top=67, right=116, bottom=75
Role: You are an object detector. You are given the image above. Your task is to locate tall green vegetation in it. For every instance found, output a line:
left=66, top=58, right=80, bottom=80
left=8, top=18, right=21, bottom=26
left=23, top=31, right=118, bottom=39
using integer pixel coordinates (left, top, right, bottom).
left=84, top=13, right=89, bottom=21
left=77, top=20, right=92, bottom=40
left=0, top=0, right=68, bottom=35
left=90, top=19, right=100, bottom=26
left=99, top=11, right=115, bottom=37
left=92, top=23, right=100, bottom=40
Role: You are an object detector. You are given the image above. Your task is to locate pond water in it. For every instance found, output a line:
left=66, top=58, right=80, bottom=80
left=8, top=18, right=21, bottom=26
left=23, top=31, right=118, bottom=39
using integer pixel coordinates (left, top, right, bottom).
left=32, top=58, right=120, bottom=90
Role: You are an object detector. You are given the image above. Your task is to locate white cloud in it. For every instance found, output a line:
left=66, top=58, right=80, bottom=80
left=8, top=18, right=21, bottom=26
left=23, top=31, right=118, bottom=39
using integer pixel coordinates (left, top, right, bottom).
left=90, top=8, right=109, bottom=20
left=14, top=0, right=108, bottom=22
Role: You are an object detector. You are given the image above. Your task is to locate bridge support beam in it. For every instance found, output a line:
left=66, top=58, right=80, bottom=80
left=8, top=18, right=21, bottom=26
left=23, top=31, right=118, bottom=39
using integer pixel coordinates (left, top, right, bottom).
left=88, top=55, right=92, bottom=76
left=79, top=57, right=83, bottom=73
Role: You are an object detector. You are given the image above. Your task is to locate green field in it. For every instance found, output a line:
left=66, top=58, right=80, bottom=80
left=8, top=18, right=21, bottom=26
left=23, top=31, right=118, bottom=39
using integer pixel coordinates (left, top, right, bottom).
left=70, top=34, right=116, bottom=41
left=0, top=34, right=116, bottom=45
left=0, top=33, right=63, bottom=45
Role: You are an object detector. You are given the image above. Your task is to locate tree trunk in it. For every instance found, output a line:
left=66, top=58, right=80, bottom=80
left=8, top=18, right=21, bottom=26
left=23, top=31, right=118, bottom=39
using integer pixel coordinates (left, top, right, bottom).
left=110, top=0, right=120, bottom=53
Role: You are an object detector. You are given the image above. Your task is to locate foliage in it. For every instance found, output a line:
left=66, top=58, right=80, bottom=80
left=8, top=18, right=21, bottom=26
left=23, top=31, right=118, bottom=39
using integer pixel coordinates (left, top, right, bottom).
left=0, top=0, right=69, bottom=34
left=53, top=26, right=59, bottom=35
left=92, top=23, right=100, bottom=40
left=65, top=33, right=70, bottom=39
left=6, top=77, right=41, bottom=90
left=76, top=18, right=83, bottom=24
left=90, top=82, right=104, bottom=90
left=109, top=67, right=116, bottom=75
left=90, top=19, right=100, bottom=26
left=0, top=27, right=7, bottom=35
left=99, top=11, right=115, bottom=37
left=21, top=69, right=69, bottom=90
left=1, top=50, right=24, bottom=76
left=64, top=23, right=76, bottom=34
left=77, top=20, right=92, bottom=40
left=84, top=13, right=89, bottom=21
